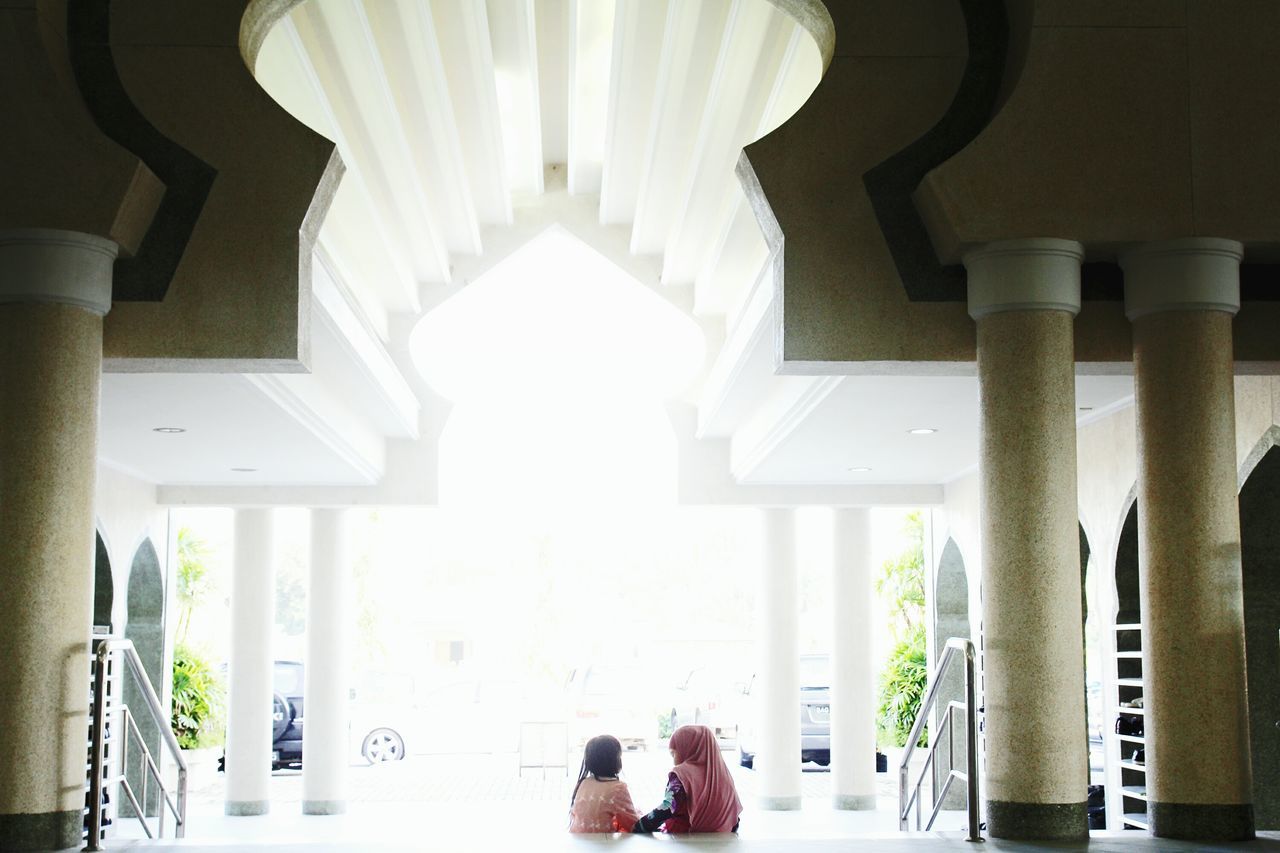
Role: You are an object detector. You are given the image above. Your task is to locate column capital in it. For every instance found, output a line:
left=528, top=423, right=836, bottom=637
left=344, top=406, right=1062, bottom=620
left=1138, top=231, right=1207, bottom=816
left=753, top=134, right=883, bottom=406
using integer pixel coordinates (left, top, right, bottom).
left=1121, top=238, right=1243, bottom=320
left=0, top=228, right=117, bottom=315
left=963, top=238, right=1084, bottom=320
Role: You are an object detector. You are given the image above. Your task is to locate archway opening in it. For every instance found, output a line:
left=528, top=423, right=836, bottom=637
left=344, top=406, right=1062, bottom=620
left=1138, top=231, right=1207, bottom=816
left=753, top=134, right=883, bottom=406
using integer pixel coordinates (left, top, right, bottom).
left=94, top=531, right=113, bottom=632
left=1241, top=445, right=1280, bottom=828
left=124, top=538, right=165, bottom=817
left=931, top=538, right=969, bottom=809
left=1112, top=500, right=1145, bottom=830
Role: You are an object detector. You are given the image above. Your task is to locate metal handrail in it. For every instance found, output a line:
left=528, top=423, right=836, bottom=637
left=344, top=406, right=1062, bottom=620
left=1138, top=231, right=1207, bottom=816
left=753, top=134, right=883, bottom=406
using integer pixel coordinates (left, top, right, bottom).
left=87, top=638, right=187, bottom=849
left=898, top=636, right=981, bottom=842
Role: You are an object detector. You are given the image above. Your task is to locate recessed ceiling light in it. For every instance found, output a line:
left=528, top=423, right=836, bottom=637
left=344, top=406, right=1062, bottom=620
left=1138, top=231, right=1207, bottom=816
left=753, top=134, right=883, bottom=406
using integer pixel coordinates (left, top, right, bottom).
left=847, top=466, right=872, bottom=473
left=907, top=428, right=938, bottom=435
left=230, top=467, right=257, bottom=473
left=152, top=427, right=186, bottom=434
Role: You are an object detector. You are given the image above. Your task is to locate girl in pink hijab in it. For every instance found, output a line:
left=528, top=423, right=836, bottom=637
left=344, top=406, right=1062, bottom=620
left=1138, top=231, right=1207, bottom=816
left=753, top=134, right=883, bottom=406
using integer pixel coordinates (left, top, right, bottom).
left=632, top=725, right=742, bottom=833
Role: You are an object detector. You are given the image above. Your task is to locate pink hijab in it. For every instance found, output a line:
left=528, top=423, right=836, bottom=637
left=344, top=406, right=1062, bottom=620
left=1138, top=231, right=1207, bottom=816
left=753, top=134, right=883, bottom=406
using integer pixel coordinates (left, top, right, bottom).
left=669, top=725, right=742, bottom=833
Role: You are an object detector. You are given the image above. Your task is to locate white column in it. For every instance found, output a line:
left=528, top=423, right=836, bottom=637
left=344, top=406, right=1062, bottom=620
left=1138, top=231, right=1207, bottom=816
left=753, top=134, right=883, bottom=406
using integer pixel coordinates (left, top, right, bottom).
left=225, top=509, right=275, bottom=816
left=758, top=508, right=801, bottom=810
left=303, top=508, right=351, bottom=815
left=831, top=508, right=876, bottom=810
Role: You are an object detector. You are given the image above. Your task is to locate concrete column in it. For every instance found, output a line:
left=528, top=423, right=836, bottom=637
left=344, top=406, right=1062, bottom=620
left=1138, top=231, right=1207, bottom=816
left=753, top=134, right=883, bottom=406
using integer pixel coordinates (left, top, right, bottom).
left=0, top=229, right=116, bottom=849
left=303, top=508, right=351, bottom=815
left=831, top=508, right=876, bottom=810
left=1122, top=238, right=1253, bottom=840
left=757, top=508, right=801, bottom=810
left=964, top=238, right=1088, bottom=840
left=225, top=509, right=275, bottom=816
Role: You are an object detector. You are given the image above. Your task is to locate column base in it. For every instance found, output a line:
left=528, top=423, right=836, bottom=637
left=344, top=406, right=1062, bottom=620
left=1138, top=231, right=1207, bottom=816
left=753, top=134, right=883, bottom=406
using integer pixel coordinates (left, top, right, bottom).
left=833, top=793, right=876, bottom=811
left=303, top=800, right=348, bottom=815
left=225, top=799, right=270, bottom=816
left=986, top=799, right=1087, bottom=840
left=758, top=795, right=802, bottom=811
left=0, top=810, right=81, bottom=851
left=1150, top=802, right=1254, bottom=841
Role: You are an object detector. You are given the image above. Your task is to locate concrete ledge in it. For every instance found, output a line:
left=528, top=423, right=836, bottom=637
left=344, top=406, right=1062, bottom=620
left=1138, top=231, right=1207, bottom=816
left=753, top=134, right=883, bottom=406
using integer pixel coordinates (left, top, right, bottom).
left=758, top=795, right=802, bottom=811
left=833, top=794, right=877, bottom=811
left=226, top=799, right=271, bottom=816
left=0, top=809, right=82, bottom=850
left=1150, top=801, right=1255, bottom=841
left=986, top=799, right=1087, bottom=840
left=303, top=800, right=348, bottom=816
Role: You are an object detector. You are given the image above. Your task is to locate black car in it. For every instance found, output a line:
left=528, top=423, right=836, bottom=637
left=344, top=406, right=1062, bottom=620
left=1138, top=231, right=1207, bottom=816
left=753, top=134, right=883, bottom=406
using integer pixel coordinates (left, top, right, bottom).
left=271, top=661, right=305, bottom=769
left=218, top=660, right=305, bottom=771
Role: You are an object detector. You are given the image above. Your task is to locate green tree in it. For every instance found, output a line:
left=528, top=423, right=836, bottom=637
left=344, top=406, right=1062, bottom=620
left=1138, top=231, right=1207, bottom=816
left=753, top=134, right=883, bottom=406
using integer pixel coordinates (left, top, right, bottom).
left=876, top=511, right=928, bottom=745
left=175, top=527, right=213, bottom=645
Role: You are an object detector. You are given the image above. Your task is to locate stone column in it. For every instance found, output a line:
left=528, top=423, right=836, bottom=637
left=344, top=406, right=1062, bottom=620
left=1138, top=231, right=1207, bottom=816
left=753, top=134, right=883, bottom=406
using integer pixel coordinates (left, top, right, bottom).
left=0, top=229, right=116, bottom=849
left=225, top=509, right=275, bottom=816
left=757, top=508, right=801, bottom=810
left=831, top=508, right=876, bottom=810
left=964, top=239, right=1088, bottom=840
left=302, top=508, right=351, bottom=815
left=1122, top=238, right=1253, bottom=840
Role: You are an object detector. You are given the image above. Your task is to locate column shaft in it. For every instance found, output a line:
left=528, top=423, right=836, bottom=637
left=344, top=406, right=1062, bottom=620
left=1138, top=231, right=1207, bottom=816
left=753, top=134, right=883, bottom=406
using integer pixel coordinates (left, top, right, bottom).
left=0, top=303, right=105, bottom=848
left=225, top=509, right=275, bottom=816
left=831, top=508, right=876, bottom=810
left=976, top=310, right=1088, bottom=839
left=302, top=508, right=351, bottom=814
left=757, top=508, right=800, bottom=809
left=1133, top=310, right=1253, bottom=839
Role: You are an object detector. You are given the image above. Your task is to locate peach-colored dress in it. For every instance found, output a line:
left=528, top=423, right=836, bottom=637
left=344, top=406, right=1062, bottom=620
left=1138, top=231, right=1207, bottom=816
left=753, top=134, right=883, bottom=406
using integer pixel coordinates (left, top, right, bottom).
left=568, top=776, right=639, bottom=833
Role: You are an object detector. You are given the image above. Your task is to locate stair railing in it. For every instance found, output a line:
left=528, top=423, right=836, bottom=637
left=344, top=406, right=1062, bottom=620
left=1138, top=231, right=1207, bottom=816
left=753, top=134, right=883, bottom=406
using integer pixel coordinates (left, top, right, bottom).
left=86, top=638, right=187, bottom=849
left=898, top=636, right=982, bottom=842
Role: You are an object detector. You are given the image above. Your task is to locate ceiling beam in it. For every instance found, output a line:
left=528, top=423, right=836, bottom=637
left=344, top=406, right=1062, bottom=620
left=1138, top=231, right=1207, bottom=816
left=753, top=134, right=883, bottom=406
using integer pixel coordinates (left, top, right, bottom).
left=566, top=0, right=615, bottom=195
left=598, top=0, right=669, bottom=224
left=364, top=0, right=482, bottom=256
left=486, top=0, right=544, bottom=194
left=661, top=2, right=792, bottom=286
left=278, top=17, right=420, bottom=312
left=629, top=0, right=730, bottom=255
left=430, top=0, right=513, bottom=225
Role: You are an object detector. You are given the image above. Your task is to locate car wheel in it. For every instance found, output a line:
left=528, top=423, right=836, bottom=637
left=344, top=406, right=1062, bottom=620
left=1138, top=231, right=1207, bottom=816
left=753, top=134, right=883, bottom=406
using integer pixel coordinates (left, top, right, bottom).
left=271, top=693, right=292, bottom=742
left=362, top=728, right=405, bottom=764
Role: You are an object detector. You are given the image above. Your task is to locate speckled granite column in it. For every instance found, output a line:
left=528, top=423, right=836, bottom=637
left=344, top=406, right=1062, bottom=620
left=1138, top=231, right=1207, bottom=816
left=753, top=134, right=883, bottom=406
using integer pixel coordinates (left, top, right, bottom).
left=225, top=509, right=275, bottom=817
left=1123, top=238, right=1254, bottom=841
left=0, top=230, right=116, bottom=849
left=831, top=508, right=876, bottom=810
left=758, top=508, right=801, bottom=810
left=303, top=508, right=351, bottom=815
left=965, top=239, right=1088, bottom=840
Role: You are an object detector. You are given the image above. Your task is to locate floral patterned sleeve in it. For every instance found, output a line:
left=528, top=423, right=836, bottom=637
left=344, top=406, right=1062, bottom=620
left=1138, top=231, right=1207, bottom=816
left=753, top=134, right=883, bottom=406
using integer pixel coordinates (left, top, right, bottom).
left=631, top=774, right=684, bottom=833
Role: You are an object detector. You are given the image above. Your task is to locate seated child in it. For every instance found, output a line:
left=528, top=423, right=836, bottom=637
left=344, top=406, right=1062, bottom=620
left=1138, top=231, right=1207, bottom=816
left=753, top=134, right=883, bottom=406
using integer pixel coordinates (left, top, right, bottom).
left=568, top=735, right=639, bottom=833
left=633, top=724, right=742, bottom=833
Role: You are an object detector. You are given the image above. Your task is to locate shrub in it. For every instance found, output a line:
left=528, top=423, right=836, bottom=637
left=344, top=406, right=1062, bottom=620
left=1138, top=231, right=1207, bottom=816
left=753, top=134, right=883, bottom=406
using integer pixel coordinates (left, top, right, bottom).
left=877, top=623, right=928, bottom=747
left=172, top=643, right=224, bottom=749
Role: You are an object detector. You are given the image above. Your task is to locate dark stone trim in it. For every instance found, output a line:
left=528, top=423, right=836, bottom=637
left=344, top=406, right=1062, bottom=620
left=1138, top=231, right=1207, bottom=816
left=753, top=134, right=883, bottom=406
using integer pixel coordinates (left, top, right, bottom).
left=986, top=799, right=1088, bottom=841
left=1150, top=801, right=1255, bottom=841
left=67, top=0, right=218, bottom=302
left=0, top=809, right=82, bottom=851
left=861, top=0, right=1009, bottom=303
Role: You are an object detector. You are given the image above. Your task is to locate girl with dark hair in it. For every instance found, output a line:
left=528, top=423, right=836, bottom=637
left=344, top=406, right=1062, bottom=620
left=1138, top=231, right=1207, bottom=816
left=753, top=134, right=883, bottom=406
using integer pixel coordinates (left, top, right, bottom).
left=633, top=725, right=742, bottom=833
left=568, top=734, right=639, bottom=833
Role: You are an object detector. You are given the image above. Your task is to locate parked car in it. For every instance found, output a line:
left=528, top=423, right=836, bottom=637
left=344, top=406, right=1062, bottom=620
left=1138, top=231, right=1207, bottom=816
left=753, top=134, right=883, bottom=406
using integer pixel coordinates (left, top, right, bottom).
left=565, top=665, right=658, bottom=751
left=737, top=653, right=831, bottom=768
left=218, top=660, right=306, bottom=771
left=668, top=668, right=738, bottom=743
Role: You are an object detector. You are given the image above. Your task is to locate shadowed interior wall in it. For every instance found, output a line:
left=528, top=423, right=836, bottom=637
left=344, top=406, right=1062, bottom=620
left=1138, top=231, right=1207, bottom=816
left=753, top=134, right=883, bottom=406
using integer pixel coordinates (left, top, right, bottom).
left=1241, top=447, right=1280, bottom=828
left=123, top=539, right=164, bottom=817
left=933, top=538, right=969, bottom=809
